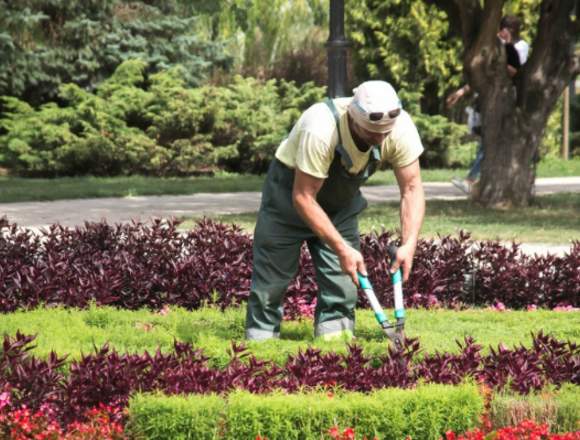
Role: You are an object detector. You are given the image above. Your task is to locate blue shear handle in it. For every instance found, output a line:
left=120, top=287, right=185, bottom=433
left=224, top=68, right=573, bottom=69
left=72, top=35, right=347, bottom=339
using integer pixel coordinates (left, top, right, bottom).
left=390, top=269, right=402, bottom=284
left=388, top=244, right=405, bottom=319
left=357, top=273, right=372, bottom=289
left=357, top=273, right=388, bottom=325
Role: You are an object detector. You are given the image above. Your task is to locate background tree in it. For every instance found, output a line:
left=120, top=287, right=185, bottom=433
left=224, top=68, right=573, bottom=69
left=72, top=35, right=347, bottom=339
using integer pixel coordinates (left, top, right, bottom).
left=427, top=0, right=579, bottom=207
left=190, top=0, right=329, bottom=85
left=0, top=0, right=232, bottom=105
left=346, top=0, right=463, bottom=114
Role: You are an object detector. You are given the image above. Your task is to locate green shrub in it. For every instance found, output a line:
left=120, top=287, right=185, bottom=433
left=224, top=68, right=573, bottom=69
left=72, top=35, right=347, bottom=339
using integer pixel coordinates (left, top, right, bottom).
left=540, top=97, right=564, bottom=159
left=128, top=384, right=483, bottom=440
left=490, top=384, right=580, bottom=433
left=1, top=306, right=577, bottom=367
left=0, top=61, right=325, bottom=177
left=128, top=392, right=226, bottom=440
left=0, top=2, right=232, bottom=105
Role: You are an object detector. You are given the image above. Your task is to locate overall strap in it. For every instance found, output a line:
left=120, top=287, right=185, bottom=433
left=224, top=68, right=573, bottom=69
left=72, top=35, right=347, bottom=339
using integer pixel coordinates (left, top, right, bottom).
left=324, top=98, right=353, bottom=170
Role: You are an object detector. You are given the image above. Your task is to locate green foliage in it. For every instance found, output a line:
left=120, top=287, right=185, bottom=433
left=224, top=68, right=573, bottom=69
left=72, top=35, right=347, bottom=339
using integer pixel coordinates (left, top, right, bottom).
left=490, top=384, right=580, bottom=433
left=541, top=97, right=564, bottom=158
left=190, top=0, right=329, bottom=83
left=0, top=1, right=232, bottom=104
left=128, top=385, right=483, bottom=440
left=0, top=61, right=325, bottom=176
left=0, top=68, right=158, bottom=176
left=572, top=92, right=580, bottom=157
left=346, top=0, right=463, bottom=112
left=1, top=306, right=577, bottom=366
left=128, top=392, right=226, bottom=440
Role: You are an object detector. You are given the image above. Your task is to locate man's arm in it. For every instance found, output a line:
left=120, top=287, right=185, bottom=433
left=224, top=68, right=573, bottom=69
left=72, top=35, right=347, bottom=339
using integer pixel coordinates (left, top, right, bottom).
left=292, top=168, right=366, bottom=285
left=392, top=159, right=425, bottom=282
left=446, top=84, right=471, bottom=108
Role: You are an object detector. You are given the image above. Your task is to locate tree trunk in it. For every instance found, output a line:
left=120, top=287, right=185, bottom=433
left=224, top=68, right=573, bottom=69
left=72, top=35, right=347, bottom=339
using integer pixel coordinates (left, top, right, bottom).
left=476, top=61, right=550, bottom=207
left=430, top=0, right=580, bottom=208
left=478, top=111, right=539, bottom=208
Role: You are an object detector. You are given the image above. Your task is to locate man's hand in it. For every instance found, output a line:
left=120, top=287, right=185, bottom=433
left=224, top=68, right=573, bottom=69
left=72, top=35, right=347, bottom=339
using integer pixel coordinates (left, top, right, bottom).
left=388, top=242, right=416, bottom=282
left=336, top=245, right=367, bottom=286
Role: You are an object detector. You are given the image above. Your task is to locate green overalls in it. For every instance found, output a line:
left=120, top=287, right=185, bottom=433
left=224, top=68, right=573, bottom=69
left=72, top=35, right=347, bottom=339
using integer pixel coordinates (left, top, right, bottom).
left=245, top=98, right=381, bottom=340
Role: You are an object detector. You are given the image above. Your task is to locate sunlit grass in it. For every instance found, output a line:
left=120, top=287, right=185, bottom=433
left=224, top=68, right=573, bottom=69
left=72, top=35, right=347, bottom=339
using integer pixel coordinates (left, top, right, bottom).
left=0, top=157, right=577, bottom=203
left=1, top=305, right=577, bottom=366
left=181, top=192, right=580, bottom=244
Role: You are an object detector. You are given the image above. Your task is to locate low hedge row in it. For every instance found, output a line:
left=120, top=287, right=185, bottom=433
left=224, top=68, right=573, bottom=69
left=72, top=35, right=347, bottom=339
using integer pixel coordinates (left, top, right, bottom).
left=128, top=385, right=483, bottom=440
left=0, top=218, right=578, bottom=315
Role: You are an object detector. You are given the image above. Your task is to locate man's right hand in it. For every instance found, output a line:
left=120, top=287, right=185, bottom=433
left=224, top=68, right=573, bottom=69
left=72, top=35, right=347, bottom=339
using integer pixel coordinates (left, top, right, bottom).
left=337, top=244, right=367, bottom=287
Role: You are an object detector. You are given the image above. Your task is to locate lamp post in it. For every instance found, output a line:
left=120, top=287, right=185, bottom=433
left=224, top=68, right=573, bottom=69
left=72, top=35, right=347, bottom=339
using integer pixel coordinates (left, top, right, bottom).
left=326, top=0, right=349, bottom=98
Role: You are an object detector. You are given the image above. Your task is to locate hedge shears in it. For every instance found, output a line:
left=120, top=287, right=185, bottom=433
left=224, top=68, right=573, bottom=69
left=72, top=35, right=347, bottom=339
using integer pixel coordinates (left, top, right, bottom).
left=357, top=245, right=405, bottom=349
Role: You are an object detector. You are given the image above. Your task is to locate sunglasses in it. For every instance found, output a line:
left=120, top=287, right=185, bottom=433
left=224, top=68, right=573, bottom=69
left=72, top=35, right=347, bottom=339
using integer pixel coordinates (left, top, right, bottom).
left=369, top=108, right=401, bottom=121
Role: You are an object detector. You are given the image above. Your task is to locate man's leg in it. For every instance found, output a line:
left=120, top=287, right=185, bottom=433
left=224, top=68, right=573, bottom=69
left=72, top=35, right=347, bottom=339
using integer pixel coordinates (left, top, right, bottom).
left=308, top=214, right=360, bottom=339
left=467, top=141, right=484, bottom=181
left=245, top=210, right=303, bottom=341
left=452, top=140, right=483, bottom=194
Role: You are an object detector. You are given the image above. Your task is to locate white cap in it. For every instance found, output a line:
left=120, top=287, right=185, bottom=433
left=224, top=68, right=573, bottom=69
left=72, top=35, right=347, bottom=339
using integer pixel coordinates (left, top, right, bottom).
left=347, top=81, right=402, bottom=133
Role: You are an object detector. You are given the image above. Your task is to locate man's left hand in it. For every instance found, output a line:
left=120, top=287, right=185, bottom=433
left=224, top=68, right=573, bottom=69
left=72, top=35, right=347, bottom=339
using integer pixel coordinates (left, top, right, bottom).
left=389, top=242, right=416, bottom=282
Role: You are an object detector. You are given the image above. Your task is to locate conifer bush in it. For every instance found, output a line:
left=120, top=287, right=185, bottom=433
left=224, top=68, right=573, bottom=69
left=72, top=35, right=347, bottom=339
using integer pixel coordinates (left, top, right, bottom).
left=0, top=62, right=325, bottom=177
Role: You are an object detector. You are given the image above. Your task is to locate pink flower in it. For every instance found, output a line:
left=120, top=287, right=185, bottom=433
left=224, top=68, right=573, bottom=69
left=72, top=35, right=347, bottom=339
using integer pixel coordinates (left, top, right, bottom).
left=553, top=304, right=579, bottom=312
left=0, top=392, right=10, bottom=410
left=157, top=305, right=171, bottom=316
left=527, top=304, right=537, bottom=311
left=328, top=426, right=341, bottom=439
left=427, top=295, right=440, bottom=308
left=490, top=301, right=506, bottom=311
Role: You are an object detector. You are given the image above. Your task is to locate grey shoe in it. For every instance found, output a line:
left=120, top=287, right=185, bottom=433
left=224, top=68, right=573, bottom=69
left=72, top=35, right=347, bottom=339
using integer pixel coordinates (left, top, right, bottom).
left=451, top=177, right=472, bottom=194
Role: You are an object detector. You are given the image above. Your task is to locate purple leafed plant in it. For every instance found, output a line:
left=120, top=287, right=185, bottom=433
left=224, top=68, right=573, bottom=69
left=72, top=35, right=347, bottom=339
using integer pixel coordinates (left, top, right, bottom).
left=0, top=332, right=577, bottom=426
left=0, top=217, right=578, bottom=314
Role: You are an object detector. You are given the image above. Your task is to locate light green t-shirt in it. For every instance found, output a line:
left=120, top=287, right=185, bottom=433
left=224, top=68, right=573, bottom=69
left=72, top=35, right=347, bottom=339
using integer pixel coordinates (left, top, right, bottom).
left=275, top=97, right=423, bottom=178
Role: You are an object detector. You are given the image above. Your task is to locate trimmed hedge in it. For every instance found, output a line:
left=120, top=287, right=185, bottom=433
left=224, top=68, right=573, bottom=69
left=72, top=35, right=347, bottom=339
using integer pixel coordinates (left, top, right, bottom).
left=128, top=393, right=226, bottom=440
left=490, top=384, right=580, bottom=433
left=128, top=384, right=484, bottom=440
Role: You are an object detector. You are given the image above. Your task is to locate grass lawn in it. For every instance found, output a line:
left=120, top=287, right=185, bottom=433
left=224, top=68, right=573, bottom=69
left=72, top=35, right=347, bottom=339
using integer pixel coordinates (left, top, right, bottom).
left=0, top=157, right=578, bottom=203
left=1, top=306, right=577, bottom=366
left=181, top=192, right=580, bottom=244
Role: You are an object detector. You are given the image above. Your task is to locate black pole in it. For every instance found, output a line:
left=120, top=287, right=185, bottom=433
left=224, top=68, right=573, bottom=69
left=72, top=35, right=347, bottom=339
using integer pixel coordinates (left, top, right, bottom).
left=326, top=0, right=349, bottom=98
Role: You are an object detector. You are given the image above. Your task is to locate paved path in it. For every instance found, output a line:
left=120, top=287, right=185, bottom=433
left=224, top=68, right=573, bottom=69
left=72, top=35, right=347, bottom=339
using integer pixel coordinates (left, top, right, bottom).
left=2, top=177, right=579, bottom=230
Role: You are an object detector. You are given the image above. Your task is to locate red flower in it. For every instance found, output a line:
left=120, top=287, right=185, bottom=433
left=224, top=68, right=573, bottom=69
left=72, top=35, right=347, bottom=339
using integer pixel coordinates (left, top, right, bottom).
left=343, top=427, right=356, bottom=440
left=328, top=426, right=341, bottom=439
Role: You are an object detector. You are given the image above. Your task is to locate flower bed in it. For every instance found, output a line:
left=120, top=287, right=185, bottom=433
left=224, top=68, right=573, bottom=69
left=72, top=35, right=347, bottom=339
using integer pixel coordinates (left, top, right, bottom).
left=1, top=218, right=578, bottom=438
left=444, top=419, right=580, bottom=440
left=0, top=401, right=126, bottom=439
left=0, top=218, right=578, bottom=315
left=0, top=331, right=577, bottom=429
